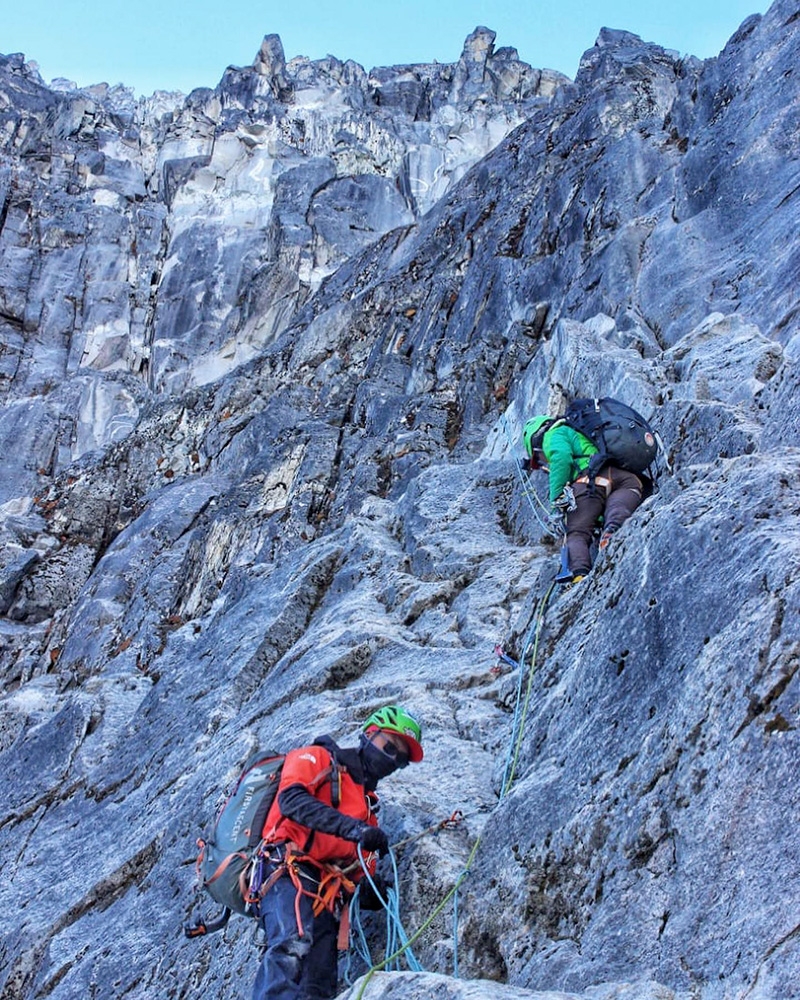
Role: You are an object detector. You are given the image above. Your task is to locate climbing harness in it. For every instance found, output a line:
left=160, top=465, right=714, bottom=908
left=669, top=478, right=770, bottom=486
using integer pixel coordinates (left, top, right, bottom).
left=574, top=473, right=611, bottom=491
left=253, top=844, right=358, bottom=946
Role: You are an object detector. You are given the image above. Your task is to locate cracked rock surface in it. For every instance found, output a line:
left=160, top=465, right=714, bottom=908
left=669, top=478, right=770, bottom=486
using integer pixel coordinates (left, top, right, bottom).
left=1, top=3, right=799, bottom=999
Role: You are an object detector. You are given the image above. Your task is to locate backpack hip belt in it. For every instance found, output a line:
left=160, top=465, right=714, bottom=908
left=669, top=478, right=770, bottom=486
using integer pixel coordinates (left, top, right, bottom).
left=574, top=474, right=611, bottom=490
left=256, top=842, right=358, bottom=935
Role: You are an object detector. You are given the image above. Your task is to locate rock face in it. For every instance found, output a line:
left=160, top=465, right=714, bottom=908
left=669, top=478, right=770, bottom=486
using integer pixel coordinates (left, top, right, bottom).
left=0, top=31, right=563, bottom=412
left=0, top=3, right=799, bottom=1000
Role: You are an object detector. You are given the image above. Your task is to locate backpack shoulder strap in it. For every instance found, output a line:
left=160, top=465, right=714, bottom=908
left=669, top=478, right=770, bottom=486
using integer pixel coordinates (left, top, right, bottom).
left=329, top=759, right=341, bottom=809
left=306, top=756, right=341, bottom=808
left=531, top=417, right=565, bottom=451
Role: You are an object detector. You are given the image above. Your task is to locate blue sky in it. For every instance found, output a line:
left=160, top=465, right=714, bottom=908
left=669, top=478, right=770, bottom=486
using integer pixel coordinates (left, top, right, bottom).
left=3, top=0, right=769, bottom=96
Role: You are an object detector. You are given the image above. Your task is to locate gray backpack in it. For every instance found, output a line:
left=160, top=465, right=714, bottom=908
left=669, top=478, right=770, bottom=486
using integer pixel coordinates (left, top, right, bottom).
left=185, top=748, right=340, bottom=937
left=185, top=750, right=284, bottom=936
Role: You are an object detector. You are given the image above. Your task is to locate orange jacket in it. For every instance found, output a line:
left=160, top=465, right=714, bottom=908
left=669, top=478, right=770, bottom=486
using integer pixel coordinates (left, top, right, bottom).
left=261, top=743, right=378, bottom=869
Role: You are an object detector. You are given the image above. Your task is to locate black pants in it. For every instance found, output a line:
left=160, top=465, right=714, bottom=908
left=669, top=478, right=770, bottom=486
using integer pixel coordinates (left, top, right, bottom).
left=252, top=863, right=339, bottom=1000
left=565, top=466, right=642, bottom=575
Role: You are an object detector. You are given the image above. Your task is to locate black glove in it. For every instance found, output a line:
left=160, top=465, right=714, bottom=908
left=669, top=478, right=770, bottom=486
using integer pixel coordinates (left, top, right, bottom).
left=356, top=824, right=390, bottom=856
left=358, top=872, right=393, bottom=910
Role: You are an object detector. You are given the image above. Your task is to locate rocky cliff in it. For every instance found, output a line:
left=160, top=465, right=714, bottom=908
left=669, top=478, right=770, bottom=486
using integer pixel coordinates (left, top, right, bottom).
left=1, top=3, right=799, bottom=1000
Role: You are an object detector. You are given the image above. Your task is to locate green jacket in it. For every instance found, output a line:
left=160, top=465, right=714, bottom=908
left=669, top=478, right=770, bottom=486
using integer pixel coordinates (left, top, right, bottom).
left=541, top=423, right=598, bottom=503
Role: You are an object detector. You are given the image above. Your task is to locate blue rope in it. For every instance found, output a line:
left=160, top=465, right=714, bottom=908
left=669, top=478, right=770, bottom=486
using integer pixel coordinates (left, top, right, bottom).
left=345, top=846, right=424, bottom=986
left=447, top=585, right=554, bottom=981
left=501, top=581, right=556, bottom=799
left=345, top=890, right=372, bottom=983
left=500, top=414, right=557, bottom=537
left=452, top=874, right=461, bottom=978
left=494, top=644, right=520, bottom=670
left=347, top=521, right=556, bottom=987
left=498, top=613, right=538, bottom=800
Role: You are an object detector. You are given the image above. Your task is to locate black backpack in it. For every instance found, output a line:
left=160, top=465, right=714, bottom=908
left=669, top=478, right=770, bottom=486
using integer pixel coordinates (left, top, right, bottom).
left=564, top=397, right=659, bottom=483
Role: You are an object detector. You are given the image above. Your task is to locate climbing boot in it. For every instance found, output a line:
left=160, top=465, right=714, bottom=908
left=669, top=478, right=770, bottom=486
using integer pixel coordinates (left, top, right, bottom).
left=599, top=524, right=619, bottom=550
left=555, top=566, right=574, bottom=584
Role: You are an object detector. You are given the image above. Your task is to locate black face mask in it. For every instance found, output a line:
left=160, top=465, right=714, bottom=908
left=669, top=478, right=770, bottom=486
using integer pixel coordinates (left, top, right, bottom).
left=358, top=734, right=407, bottom=788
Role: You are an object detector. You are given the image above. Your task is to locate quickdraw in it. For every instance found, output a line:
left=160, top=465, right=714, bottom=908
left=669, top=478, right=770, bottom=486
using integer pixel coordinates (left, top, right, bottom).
left=240, top=848, right=271, bottom=913
left=491, top=644, right=519, bottom=675
left=438, top=810, right=464, bottom=831
left=389, top=810, right=466, bottom=853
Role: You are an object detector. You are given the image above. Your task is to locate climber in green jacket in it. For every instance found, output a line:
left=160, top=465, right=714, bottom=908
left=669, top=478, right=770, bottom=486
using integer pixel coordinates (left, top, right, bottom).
left=523, top=416, right=644, bottom=581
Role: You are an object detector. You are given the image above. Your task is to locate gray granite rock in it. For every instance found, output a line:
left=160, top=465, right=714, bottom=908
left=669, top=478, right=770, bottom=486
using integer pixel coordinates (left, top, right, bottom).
left=340, top=971, right=675, bottom=999
left=1, top=3, right=799, bottom=1000
left=0, top=30, right=566, bottom=505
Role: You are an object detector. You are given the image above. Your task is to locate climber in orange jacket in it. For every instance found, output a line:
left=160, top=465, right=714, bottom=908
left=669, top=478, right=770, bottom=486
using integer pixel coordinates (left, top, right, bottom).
left=251, top=705, right=424, bottom=1000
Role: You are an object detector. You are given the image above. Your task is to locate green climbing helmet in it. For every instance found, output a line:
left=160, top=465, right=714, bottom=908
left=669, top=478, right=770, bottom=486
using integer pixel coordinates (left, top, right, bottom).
left=523, top=415, right=553, bottom=457
left=363, top=704, right=423, bottom=762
